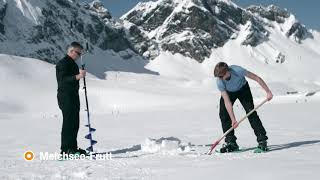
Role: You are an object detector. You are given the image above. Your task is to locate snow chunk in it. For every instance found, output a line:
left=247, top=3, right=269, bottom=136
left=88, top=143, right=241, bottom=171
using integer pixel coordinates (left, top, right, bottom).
left=141, top=137, right=191, bottom=154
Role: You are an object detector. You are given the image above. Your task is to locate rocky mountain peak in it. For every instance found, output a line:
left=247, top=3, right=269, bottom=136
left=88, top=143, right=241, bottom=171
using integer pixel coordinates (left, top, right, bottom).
left=121, top=0, right=314, bottom=62
left=0, top=0, right=136, bottom=63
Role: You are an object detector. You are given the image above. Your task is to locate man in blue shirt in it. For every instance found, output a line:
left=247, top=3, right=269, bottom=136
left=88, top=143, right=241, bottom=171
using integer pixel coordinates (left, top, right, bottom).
left=214, top=62, right=273, bottom=153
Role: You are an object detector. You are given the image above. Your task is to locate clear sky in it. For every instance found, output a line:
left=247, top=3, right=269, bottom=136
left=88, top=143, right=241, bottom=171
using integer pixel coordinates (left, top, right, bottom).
left=95, top=0, right=319, bottom=30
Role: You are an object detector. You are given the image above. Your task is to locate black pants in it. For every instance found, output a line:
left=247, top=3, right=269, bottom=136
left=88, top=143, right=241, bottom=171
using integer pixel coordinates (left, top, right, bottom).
left=57, top=94, right=80, bottom=151
left=219, top=82, right=268, bottom=143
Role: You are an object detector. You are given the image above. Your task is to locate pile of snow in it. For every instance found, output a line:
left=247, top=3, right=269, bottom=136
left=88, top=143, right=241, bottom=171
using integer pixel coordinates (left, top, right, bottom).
left=141, top=137, right=191, bottom=154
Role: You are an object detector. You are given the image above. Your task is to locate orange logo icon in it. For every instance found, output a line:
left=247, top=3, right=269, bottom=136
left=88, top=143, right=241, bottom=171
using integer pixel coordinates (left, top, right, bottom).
left=24, top=151, right=34, bottom=161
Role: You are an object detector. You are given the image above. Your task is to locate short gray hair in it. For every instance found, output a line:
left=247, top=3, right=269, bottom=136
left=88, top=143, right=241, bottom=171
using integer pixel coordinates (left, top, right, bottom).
left=67, top=41, right=83, bottom=53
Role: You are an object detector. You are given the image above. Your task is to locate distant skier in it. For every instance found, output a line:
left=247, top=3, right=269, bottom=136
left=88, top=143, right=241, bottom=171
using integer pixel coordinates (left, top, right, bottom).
left=214, top=62, right=273, bottom=153
left=56, top=42, right=87, bottom=155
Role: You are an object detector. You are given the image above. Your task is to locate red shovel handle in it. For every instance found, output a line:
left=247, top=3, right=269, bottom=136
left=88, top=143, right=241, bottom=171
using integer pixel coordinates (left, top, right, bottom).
left=208, top=141, right=219, bottom=155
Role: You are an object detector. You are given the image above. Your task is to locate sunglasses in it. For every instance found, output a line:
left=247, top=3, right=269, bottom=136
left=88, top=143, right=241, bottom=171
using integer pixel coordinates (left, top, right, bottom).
left=218, top=74, right=225, bottom=79
left=218, top=71, right=229, bottom=79
left=74, top=50, right=82, bottom=56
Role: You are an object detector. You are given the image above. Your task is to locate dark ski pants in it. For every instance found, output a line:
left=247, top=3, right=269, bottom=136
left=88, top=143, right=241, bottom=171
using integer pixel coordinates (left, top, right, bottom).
left=219, top=82, right=268, bottom=143
left=57, top=94, right=80, bottom=151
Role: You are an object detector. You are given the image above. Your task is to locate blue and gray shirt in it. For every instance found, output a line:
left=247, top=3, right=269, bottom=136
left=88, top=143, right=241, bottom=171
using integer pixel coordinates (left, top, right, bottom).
left=216, top=65, right=248, bottom=92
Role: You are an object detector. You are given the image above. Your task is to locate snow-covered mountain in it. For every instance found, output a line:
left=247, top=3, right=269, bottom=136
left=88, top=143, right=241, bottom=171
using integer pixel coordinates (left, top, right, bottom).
left=1, top=0, right=318, bottom=65
left=121, top=0, right=318, bottom=62
left=0, top=0, right=136, bottom=63
left=0, top=0, right=320, bottom=87
left=118, top=0, right=320, bottom=94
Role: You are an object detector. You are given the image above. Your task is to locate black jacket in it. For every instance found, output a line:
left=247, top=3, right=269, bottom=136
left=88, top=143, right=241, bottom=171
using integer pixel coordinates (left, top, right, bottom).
left=56, top=55, right=80, bottom=96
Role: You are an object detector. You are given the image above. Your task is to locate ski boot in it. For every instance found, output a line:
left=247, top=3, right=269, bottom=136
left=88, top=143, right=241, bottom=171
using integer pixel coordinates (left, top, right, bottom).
left=254, top=141, right=269, bottom=153
left=219, top=142, right=239, bottom=153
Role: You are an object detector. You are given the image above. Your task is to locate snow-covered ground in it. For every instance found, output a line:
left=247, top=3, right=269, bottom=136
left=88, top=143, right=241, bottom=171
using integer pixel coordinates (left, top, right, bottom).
left=0, top=54, right=320, bottom=179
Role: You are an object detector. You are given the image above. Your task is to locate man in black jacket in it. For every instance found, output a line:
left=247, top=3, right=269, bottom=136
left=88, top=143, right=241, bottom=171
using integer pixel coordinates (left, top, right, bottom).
left=56, top=42, right=87, bottom=155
